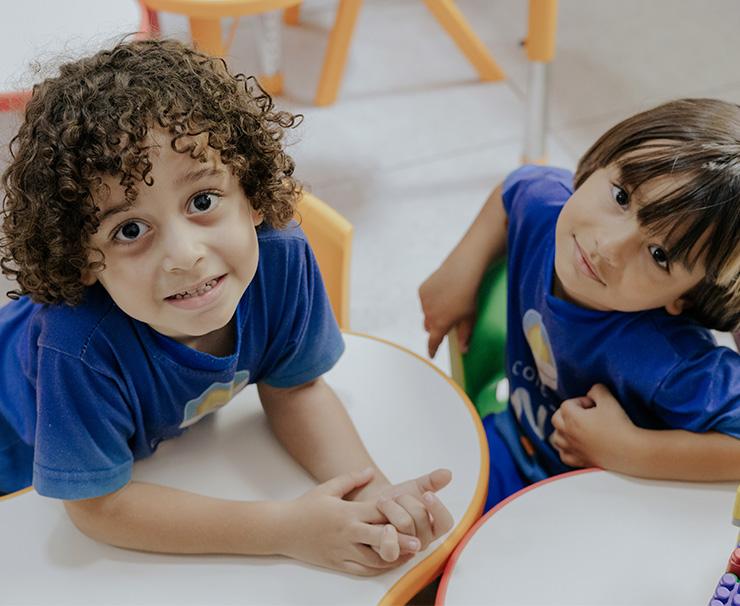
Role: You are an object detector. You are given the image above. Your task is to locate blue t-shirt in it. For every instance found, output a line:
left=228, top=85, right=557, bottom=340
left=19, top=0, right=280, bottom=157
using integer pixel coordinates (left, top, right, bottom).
left=493, top=164, right=740, bottom=482
left=0, top=223, right=344, bottom=499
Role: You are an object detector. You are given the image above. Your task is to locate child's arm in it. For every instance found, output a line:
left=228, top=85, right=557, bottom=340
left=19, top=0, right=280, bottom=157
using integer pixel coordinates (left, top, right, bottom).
left=258, top=378, right=454, bottom=550
left=551, top=384, right=740, bottom=481
left=63, top=378, right=453, bottom=574
left=419, top=182, right=508, bottom=358
left=63, top=468, right=410, bottom=574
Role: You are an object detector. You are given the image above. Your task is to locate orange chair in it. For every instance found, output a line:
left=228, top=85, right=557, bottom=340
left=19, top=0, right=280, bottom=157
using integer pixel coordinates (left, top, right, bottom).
left=293, top=0, right=559, bottom=159
left=290, top=0, right=507, bottom=107
left=522, top=0, right=559, bottom=164
left=139, top=0, right=304, bottom=95
left=294, top=192, right=353, bottom=330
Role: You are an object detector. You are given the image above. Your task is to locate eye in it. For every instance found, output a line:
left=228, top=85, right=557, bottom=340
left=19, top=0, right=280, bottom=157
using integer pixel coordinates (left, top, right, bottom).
left=113, top=220, right=149, bottom=242
left=649, top=245, right=670, bottom=271
left=612, top=185, right=629, bottom=208
left=188, top=192, right=219, bottom=214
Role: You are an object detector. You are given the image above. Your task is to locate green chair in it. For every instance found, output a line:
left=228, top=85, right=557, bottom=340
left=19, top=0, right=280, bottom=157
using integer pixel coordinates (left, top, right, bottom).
left=449, top=258, right=509, bottom=418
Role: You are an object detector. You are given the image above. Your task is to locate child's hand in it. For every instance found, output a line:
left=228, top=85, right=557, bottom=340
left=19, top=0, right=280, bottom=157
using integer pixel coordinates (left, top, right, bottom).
left=355, top=469, right=455, bottom=551
left=420, top=264, right=479, bottom=359
left=551, top=384, right=638, bottom=470
left=283, top=468, right=417, bottom=576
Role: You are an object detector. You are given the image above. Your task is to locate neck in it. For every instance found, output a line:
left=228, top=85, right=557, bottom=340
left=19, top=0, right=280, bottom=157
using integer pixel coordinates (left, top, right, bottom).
left=182, top=318, right=236, bottom=357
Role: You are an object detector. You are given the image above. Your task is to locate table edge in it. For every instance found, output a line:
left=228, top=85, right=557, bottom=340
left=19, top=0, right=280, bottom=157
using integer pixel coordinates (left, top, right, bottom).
left=435, top=467, right=601, bottom=605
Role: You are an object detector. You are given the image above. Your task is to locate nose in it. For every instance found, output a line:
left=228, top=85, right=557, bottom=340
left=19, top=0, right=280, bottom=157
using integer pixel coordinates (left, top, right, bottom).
left=595, top=218, right=640, bottom=265
left=160, top=222, right=206, bottom=272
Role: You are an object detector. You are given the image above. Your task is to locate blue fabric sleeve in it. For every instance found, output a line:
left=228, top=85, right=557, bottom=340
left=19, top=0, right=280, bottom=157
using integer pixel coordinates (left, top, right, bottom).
left=502, top=164, right=574, bottom=216
left=652, top=345, right=740, bottom=438
left=32, top=349, right=135, bottom=500
left=258, top=229, right=344, bottom=388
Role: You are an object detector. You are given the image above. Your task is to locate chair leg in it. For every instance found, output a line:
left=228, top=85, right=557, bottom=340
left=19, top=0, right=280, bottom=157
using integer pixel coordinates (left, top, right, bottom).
left=189, top=17, right=224, bottom=56
left=283, top=4, right=300, bottom=25
left=314, top=0, right=364, bottom=107
left=522, top=0, right=558, bottom=164
left=421, top=0, right=506, bottom=81
left=254, top=11, right=284, bottom=95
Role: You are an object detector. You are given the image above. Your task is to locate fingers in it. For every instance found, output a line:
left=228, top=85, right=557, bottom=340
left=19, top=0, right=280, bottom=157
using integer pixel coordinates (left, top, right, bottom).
left=456, top=319, right=475, bottom=355
left=377, top=524, right=401, bottom=562
left=427, top=331, right=444, bottom=359
left=377, top=491, right=454, bottom=550
left=319, top=467, right=375, bottom=499
left=342, top=549, right=415, bottom=577
left=415, top=468, right=453, bottom=494
left=587, top=383, right=615, bottom=403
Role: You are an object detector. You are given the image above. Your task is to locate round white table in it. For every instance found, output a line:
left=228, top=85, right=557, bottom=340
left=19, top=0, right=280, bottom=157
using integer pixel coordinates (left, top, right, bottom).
left=1, top=332, right=488, bottom=606
left=438, top=468, right=738, bottom=606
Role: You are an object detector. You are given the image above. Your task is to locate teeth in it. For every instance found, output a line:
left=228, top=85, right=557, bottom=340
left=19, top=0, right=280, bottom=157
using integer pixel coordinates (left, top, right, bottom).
left=173, top=279, right=218, bottom=299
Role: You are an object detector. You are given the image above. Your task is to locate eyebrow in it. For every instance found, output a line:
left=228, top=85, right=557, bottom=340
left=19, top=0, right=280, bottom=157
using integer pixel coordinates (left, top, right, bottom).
left=96, top=166, right=228, bottom=224
left=174, top=166, right=228, bottom=188
left=97, top=200, right=132, bottom=225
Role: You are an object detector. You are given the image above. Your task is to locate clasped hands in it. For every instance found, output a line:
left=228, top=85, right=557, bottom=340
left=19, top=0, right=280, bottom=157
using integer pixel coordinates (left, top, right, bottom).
left=284, top=467, right=453, bottom=576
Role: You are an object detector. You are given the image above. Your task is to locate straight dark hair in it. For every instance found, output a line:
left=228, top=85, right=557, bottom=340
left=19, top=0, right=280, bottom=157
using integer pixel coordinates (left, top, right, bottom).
left=574, top=98, right=740, bottom=331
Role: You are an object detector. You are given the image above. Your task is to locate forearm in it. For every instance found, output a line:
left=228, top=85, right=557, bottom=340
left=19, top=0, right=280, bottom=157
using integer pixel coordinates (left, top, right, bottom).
left=64, top=481, right=293, bottom=555
left=440, top=183, right=508, bottom=283
left=613, top=428, right=740, bottom=481
left=258, top=378, right=387, bottom=488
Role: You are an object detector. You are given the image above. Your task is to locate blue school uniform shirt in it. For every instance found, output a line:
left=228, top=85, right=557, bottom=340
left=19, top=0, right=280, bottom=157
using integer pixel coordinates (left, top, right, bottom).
left=494, top=164, right=740, bottom=482
left=0, top=223, right=344, bottom=498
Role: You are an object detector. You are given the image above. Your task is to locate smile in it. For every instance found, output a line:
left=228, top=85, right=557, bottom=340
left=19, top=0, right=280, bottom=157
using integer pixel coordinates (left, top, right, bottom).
left=169, top=278, right=220, bottom=300
left=573, top=238, right=605, bottom=285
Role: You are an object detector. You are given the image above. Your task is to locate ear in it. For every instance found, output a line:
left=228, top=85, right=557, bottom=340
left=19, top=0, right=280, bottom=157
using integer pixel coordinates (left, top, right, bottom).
left=80, top=269, right=97, bottom=286
left=665, top=297, right=688, bottom=316
left=251, top=206, right=264, bottom=227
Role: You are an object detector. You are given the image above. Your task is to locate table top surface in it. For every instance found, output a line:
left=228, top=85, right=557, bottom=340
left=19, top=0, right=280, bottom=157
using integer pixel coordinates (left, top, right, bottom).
left=438, top=468, right=738, bottom=606
left=0, top=0, right=145, bottom=99
left=1, top=332, right=487, bottom=606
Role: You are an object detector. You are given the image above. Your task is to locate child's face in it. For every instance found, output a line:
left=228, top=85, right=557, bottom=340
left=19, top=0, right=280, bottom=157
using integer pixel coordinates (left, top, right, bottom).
left=85, top=130, right=263, bottom=351
left=553, top=164, right=706, bottom=314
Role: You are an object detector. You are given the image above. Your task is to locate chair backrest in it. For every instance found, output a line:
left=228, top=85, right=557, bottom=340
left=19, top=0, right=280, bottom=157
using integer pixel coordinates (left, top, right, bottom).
left=294, top=192, right=352, bottom=330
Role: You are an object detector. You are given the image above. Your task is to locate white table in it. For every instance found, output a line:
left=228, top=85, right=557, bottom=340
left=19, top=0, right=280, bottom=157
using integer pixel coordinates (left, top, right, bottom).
left=0, top=0, right=148, bottom=110
left=1, top=332, right=488, bottom=605
left=438, top=468, right=738, bottom=606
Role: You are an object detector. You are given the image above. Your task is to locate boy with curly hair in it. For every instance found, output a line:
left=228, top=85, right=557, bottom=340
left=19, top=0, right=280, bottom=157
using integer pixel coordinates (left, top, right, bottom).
left=0, top=37, right=453, bottom=575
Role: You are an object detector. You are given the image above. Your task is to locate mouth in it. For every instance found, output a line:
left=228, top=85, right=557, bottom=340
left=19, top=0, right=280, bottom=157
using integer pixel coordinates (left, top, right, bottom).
left=573, top=239, right=605, bottom=285
left=167, top=276, right=222, bottom=300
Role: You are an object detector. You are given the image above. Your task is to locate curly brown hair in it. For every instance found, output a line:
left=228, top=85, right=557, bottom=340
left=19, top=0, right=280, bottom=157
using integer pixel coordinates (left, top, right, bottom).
left=1, top=37, right=302, bottom=306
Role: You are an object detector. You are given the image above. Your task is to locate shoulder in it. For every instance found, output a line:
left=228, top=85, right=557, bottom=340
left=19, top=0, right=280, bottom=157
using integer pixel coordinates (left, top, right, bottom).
left=639, top=312, right=740, bottom=433
left=257, top=221, right=309, bottom=248
left=12, top=285, right=129, bottom=361
left=502, top=164, right=574, bottom=210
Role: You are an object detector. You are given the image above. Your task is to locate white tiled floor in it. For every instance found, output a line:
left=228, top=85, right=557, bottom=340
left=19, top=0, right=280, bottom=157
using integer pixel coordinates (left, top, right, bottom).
left=3, top=0, right=740, bottom=366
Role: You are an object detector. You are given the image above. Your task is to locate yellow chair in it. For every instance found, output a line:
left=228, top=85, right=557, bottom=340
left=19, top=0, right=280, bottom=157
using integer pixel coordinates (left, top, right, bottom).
left=141, top=0, right=531, bottom=105
left=294, top=192, right=353, bottom=330
left=140, top=0, right=305, bottom=94
left=289, top=0, right=506, bottom=107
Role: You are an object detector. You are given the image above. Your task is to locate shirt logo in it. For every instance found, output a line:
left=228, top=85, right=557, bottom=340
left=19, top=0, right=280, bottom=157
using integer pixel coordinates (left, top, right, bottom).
left=179, top=370, right=250, bottom=428
left=522, top=309, right=557, bottom=390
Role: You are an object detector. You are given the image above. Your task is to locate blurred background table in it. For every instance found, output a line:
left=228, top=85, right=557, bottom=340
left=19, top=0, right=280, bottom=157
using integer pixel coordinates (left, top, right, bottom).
left=2, top=332, right=487, bottom=606
left=0, top=0, right=149, bottom=111
left=437, top=468, right=737, bottom=606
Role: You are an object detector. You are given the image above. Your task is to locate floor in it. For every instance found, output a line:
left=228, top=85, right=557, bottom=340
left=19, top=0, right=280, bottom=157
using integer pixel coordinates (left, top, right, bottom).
left=172, top=0, right=740, bottom=366
left=3, top=0, right=740, bottom=366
